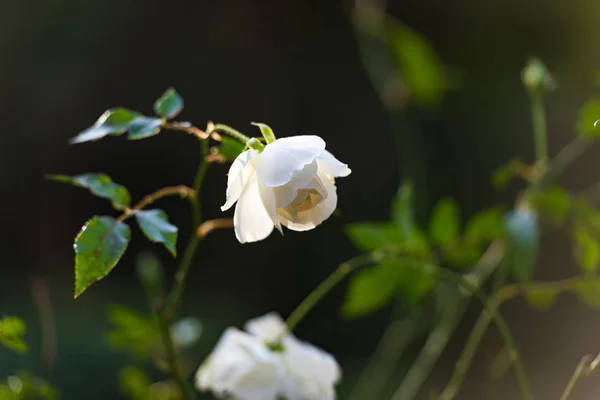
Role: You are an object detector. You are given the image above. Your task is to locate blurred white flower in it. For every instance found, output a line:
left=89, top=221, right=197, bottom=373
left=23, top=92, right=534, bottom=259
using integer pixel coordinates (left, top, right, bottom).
left=195, top=327, right=282, bottom=400
left=196, top=313, right=341, bottom=400
left=222, top=136, right=351, bottom=243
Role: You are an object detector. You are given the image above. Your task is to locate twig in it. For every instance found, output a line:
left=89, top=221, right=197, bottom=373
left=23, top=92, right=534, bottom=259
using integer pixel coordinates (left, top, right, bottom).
left=197, top=218, right=234, bottom=239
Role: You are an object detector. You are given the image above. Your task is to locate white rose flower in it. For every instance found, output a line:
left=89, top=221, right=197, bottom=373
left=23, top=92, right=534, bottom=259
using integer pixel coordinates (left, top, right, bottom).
left=246, top=313, right=342, bottom=400
left=195, top=327, right=282, bottom=400
left=222, top=135, right=351, bottom=243
left=196, top=313, right=342, bottom=400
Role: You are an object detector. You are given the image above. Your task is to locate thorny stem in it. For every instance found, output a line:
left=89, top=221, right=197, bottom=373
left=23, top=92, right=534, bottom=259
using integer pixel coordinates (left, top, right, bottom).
left=213, top=123, right=252, bottom=144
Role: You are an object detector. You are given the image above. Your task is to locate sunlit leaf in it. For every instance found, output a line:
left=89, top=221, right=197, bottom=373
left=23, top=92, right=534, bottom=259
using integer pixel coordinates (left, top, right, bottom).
left=573, top=278, right=600, bottom=309
left=492, top=159, right=527, bottom=190
left=386, top=19, right=445, bottom=107
left=392, top=259, right=437, bottom=307
left=74, top=216, right=131, bottom=298
left=106, top=305, right=160, bottom=361
left=0, top=317, right=28, bottom=354
left=0, top=372, right=59, bottom=400
left=504, top=209, right=539, bottom=281
left=523, top=285, right=559, bottom=310
left=464, top=207, right=505, bottom=245
left=574, top=225, right=600, bottom=273
left=119, top=366, right=152, bottom=400
left=217, top=136, right=245, bottom=162
left=134, top=209, right=178, bottom=257
left=576, top=97, right=600, bottom=138
left=70, top=108, right=142, bottom=144
left=346, top=222, right=404, bottom=252
left=48, top=173, right=131, bottom=211
left=430, top=198, right=461, bottom=247
left=154, top=88, right=183, bottom=119
left=128, top=117, right=163, bottom=140
left=342, top=263, right=398, bottom=318
left=532, top=186, right=570, bottom=224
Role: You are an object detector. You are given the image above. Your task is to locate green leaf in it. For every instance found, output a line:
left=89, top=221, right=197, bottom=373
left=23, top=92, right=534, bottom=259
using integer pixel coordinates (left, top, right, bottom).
left=343, top=263, right=398, bottom=318
left=573, top=278, right=600, bottom=309
left=386, top=19, right=445, bottom=107
left=430, top=198, right=461, bottom=247
left=128, top=117, right=163, bottom=140
left=392, top=259, right=437, bottom=307
left=74, top=216, right=131, bottom=298
left=523, top=285, right=559, bottom=310
left=392, top=181, right=416, bottom=240
left=346, top=222, right=404, bottom=252
left=154, top=88, right=183, bottom=119
left=532, top=186, right=570, bottom=224
left=251, top=122, right=276, bottom=143
left=70, top=108, right=142, bottom=144
left=119, top=366, right=152, bottom=400
left=0, top=372, right=59, bottom=400
left=106, top=305, right=160, bottom=361
left=217, top=136, right=246, bottom=162
left=504, top=209, right=539, bottom=281
left=0, top=317, right=28, bottom=354
left=48, top=173, right=131, bottom=211
left=492, top=159, right=526, bottom=189
left=134, top=209, right=178, bottom=257
left=576, top=97, right=600, bottom=138
left=464, top=207, right=505, bottom=245
left=574, top=224, right=600, bottom=273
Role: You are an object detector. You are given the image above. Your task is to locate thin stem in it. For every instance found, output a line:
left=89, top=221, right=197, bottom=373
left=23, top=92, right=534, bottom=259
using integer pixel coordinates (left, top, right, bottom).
left=167, top=139, right=210, bottom=318
left=213, top=123, right=252, bottom=144
left=530, top=88, right=548, bottom=166
left=391, top=257, right=533, bottom=400
left=560, top=354, right=592, bottom=400
left=439, top=277, right=575, bottom=400
left=539, top=137, right=590, bottom=188
left=161, top=121, right=207, bottom=140
left=197, top=218, right=234, bottom=239
left=285, top=253, right=376, bottom=333
left=349, top=311, right=421, bottom=400
left=389, top=241, right=504, bottom=400
left=438, top=300, right=497, bottom=400
left=156, top=302, right=197, bottom=400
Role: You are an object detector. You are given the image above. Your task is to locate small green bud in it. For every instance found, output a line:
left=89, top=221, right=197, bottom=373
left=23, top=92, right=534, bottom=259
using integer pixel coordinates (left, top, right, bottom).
left=522, top=57, right=555, bottom=92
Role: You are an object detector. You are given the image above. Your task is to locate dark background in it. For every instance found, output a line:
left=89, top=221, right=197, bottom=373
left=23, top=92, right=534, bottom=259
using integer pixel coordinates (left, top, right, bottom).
left=2, top=0, right=600, bottom=399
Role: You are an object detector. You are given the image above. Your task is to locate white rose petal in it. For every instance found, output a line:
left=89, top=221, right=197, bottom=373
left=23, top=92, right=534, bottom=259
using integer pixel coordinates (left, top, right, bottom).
left=195, top=328, right=281, bottom=400
left=222, top=134, right=350, bottom=243
left=254, top=135, right=325, bottom=187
